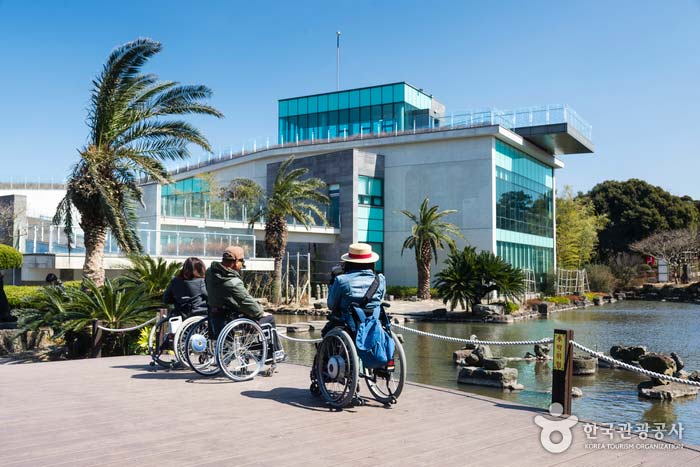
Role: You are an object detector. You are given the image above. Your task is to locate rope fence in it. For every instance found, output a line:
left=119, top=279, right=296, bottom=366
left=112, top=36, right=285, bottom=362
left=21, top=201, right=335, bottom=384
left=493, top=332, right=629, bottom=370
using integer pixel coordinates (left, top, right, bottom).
left=570, top=340, right=700, bottom=387
left=274, top=329, right=322, bottom=343
left=96, top=317, right=157, bottom=333
left=392, top=323, right=553, bottom=346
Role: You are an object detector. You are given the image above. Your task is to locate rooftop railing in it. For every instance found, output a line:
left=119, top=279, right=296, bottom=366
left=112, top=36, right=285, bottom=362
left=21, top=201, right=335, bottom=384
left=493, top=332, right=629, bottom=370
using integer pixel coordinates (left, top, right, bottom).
left=159, top=104, right=591, bottom=178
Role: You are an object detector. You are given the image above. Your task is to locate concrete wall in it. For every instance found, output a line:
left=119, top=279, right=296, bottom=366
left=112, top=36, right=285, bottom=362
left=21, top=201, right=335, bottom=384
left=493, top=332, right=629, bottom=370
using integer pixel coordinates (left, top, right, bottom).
left=378, top=136, right=495, bottom=286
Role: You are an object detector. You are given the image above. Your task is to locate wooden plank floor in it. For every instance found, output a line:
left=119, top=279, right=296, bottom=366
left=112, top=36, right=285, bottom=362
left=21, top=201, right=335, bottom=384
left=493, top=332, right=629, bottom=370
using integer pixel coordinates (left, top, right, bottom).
left=0, top=356, right=698, bottom=467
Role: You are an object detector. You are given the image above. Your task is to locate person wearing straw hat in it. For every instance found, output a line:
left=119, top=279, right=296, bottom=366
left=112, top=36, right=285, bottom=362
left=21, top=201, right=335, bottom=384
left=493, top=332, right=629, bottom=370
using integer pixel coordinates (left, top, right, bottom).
left=326, top=243, right=386, bottom=331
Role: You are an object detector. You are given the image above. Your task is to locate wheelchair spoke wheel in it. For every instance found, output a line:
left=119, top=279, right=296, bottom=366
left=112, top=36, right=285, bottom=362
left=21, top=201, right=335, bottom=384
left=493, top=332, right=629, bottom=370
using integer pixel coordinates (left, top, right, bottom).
left=174, top=316, right=203, bottom=369
left=185, top=317, right=220, bottom=377
left=149, top=317, right=178, bottom=369
left=316, top=328, right=359, bottom=409
left=216, top=319, right=266, bottom=382
left=365, top=331, right=406, bottom=404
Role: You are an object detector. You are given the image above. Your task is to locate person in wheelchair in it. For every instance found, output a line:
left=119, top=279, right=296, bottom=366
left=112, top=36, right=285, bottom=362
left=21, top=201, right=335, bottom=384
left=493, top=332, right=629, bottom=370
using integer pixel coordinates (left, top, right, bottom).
left=206, top=245, right=279, bottom=344
left=326, top=243, right=386, bottom=335
left=163, top=257, right=208, bottom=317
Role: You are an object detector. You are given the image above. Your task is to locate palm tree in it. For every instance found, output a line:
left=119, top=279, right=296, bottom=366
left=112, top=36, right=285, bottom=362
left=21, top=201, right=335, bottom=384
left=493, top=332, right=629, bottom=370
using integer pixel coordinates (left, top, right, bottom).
left=249, top=157, right=329, bottom=304
left=400, top=198, right=463, bottom=299
left=120, top=255, right=182, bottom=297
left=54, top=38, right=223, bottom=286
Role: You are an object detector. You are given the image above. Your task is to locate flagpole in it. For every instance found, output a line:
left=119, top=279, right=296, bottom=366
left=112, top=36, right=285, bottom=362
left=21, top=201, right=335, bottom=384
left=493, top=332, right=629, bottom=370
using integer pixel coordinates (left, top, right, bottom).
left=336, top=31, right=341, bottom=91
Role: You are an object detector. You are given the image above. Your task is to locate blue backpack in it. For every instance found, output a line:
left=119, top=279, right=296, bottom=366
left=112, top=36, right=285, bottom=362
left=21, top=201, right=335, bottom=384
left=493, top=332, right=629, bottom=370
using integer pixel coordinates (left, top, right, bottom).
left=350, top=276, right=395, bottom=369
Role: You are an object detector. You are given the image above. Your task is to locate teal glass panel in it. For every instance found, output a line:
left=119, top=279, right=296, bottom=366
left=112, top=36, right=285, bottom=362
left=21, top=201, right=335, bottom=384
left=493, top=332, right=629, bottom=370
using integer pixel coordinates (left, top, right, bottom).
left=382, top=85, right=393, bottom=104
left=318, top=94, right=328, bottom=112
left=298, top=97, right=308, bottom=115
left=279, top=100, right=288, bottom=118
left=307, top=96, right=318, bottom=113
left=328, top=93, right=339, bottom=111
left=366, top=230, right=383, bottom=242
left=360, top=88, right=371, bottom=106
left=360, top=107, right=371, bottom=132
left=349, top=108, right=360, bottom=134
left=288, top=99, right=298, bottom=116
left=393, top=84, right=404, bottom=103
left=338, top=91, right=349, bottom=110
left=370, top=87, right=382, bottom=105
left=349, top=90, right=360, bottom=108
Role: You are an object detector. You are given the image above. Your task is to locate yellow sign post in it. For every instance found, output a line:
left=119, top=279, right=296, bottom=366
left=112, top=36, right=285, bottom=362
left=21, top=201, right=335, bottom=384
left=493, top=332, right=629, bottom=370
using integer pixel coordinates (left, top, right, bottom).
left=553, top=333, right=566, bottom=371
left=552, top=329, right=573, bottom=415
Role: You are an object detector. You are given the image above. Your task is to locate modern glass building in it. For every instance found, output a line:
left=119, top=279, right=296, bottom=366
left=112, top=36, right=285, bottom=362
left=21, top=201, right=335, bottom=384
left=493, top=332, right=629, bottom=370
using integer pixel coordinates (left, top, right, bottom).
left=278, top=82, right=443, bottom=144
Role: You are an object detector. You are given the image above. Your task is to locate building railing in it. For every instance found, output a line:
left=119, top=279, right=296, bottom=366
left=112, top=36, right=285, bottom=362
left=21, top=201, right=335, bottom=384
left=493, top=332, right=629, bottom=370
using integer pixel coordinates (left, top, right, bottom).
left=23, top=223, right=256, bottom=259
left=156, top=104, right=590, bottom=179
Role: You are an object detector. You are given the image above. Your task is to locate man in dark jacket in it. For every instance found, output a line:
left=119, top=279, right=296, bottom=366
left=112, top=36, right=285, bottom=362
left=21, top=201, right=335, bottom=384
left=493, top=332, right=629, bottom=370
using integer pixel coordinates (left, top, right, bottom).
left=206, top=246, right=275, bottom=340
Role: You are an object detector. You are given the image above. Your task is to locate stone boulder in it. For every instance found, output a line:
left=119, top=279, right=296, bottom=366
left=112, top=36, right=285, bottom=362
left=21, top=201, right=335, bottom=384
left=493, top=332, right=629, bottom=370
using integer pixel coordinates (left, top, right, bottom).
left=572, top=387, right=583, bottom=398
left=452, top=344, right=492, bottom=366
left=472, top=304, right=503, bottom=319
left=638, top=353, right=676, bottom=385
left=688, top=371, right=700, bottom=382
left=671, top=352, right=685, bottom=372
left=482, top=358, right=507, bottom=370
left=572, top=356, right=598, bottom=376
left=534, top=343, right=550, bottom=358
left=638, top=380, right=699, bottom=400
left=610, top=345, right=647, bottom=363
left=457, top=366, right=523, bottom=390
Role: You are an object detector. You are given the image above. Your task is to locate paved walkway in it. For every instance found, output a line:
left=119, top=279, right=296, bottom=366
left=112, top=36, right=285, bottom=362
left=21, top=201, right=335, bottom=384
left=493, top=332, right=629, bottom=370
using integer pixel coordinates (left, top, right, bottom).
left=1, top=357, right=698, bottom=466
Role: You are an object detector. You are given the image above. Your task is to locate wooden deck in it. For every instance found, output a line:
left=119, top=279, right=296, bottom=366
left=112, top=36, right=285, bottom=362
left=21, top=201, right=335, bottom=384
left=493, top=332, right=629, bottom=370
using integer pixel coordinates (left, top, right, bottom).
left=1, top=356, right=698, bottom=466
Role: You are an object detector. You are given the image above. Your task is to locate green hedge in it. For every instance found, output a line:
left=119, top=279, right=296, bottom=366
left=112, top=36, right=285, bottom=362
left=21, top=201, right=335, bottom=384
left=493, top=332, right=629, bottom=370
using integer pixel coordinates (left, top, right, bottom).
left=0, top=244, right=22, bottom=270
left=386, top=286, right=441, bottom=299
left=4, top=281, right=81, bottom=309
left=543, top=296, right=571, bottom=305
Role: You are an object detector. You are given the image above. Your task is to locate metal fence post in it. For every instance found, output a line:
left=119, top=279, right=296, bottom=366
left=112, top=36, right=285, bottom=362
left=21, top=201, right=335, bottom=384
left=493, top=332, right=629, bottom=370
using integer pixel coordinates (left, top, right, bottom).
left=552, top=329, right=573, bottom=415
left=91, top=319, right=103, bottom=358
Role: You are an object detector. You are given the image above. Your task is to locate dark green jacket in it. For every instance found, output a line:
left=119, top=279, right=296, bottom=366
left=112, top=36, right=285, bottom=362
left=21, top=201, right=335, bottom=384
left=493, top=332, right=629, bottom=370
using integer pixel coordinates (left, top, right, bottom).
left=205, top=262, right=263, bottom=319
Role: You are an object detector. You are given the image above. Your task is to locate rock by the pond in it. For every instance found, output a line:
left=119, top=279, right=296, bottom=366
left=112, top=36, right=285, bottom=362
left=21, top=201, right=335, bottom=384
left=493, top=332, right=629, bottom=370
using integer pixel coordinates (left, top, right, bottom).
left=638, top=353, right=676, bottom=385
left=534, top=343, right=550, bottom=358
left=688, top=371, right=700, bottom=382
left=464, top=352, right=481, bottom=366
left=572, top=387, right=583, bottom=397
left=313, top=302, right=324, bottom=310
left=637, top=380, right=699, bottom=400
left=671, top=352, right=685, bottom=372
left=610, top=345, right=647, bottom=363
left=572, top=356, right=598, bottom=375
left=453, top=344, right=492, bottom=366
left=432, top=308, right=447, bottom=317
left=472, top=304, right=503, bottom=318
left=482, top=358, right=507, bottom=370
left=458, top=366, right=523, bottom=390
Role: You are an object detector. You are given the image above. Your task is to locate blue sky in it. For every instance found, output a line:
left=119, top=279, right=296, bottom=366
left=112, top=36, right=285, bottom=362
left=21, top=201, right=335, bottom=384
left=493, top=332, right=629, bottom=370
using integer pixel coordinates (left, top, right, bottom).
left=1, top=0, right=699, bottom=197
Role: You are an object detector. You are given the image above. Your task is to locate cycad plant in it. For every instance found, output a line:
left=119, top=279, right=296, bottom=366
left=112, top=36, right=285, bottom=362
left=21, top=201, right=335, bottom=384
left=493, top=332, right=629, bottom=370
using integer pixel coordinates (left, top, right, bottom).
left=400, top=198, right=463, bottom=299
left=121, top=255, right=182, bottom=297
left=249, top=157, right=329, bottom=304
left=434, top=246, right=526, bottom=311
left=54, top=38, right=222, bottom=286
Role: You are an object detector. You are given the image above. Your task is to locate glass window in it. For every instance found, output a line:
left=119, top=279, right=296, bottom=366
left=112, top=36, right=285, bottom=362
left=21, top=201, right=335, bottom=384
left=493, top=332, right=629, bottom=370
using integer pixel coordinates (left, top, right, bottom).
left=370, top=87, right=382, bottom=106
left=288, top=99, right=298, bottom=116
left=279, top=100, right=288, bottom=118
left=307, top=96, right=318, bottom=113
left=318, top=94, right=328, bottom=112
left=360, top=88, right=371, bottom=106
left=382, top=85, right=393, bottom=104
left=349, top=108, right=360, bottom=135
left=360, top=107, right=371, bottom=133
left=328, top=93, right=339, bottom=111
left=393, top=84, right=404, bottom=103
left=349, top=90, right=360, bottom=108
left=298, top=97, right=308, bottom=115
left=338, top=91, right=349, bottom=110
left=328, top=110, right=338, bottom=138
left=338, top=109, right=349, bottom=138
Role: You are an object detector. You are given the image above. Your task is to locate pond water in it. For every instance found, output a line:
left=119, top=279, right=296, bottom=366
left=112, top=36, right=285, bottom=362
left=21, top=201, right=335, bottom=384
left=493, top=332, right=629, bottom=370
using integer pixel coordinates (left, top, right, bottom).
left=275, top=301, right=700, bottom=445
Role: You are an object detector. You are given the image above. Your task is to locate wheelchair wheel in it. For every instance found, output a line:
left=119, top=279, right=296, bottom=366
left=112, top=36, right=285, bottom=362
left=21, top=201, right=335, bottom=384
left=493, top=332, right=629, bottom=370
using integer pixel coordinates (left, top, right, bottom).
left=216, top=319, right=267, bottom=382
left=316, top=328, right=359, bottom=409
left=365, top=331, right=406, bottom=404
left=148, top=316, right=178, bottom=369
left=185, top=316, right=221, bottom=377
left=174, top=316, right=203, bottom=369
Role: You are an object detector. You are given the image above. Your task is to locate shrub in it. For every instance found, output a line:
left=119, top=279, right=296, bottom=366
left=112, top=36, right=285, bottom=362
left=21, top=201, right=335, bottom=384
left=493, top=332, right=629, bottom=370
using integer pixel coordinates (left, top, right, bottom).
left=386, top=286, right=418, bottom=299
left=503, top=302, right=520, bottom=314
left=586, top=264, right=615, bottom=293
left=543, top=296, right=571, bottom=305
left=539, top=271, right=557, bottom=296
left=4, top=285, right=42, bottom=309
left=0, top=244, right=22, bottom=270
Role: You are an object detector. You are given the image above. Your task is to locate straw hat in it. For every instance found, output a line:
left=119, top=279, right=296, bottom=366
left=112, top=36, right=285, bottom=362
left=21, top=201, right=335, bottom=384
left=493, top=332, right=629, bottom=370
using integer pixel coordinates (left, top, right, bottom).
left=341, top=243, right=379, bottom=264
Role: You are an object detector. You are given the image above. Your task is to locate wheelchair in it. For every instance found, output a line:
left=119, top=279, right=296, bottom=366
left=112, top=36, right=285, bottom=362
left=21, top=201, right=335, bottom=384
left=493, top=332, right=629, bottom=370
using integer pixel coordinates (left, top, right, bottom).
left=148, top=308, right=207, bottom=370
left=184, top=315, right=222, bottom=377
left=310, top=303, right=406, bottom=409
left=214, top=317, right=287, bottom=381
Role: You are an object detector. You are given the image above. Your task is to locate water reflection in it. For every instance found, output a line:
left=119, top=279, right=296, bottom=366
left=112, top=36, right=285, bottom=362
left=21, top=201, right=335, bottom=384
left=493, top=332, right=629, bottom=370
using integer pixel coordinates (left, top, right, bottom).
left=275, top=302, right=700, bottom=444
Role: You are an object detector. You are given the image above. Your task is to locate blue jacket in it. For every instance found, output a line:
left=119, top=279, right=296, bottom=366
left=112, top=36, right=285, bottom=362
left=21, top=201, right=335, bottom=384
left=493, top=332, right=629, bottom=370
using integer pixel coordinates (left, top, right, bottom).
left=327, top=270, right=386, bottom=317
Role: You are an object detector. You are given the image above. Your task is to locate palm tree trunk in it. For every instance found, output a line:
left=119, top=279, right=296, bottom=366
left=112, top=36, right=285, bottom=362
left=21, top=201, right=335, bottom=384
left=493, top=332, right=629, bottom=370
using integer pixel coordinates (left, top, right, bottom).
left=417, top=242, right=432, bottom=299
left=265, top=214, right=288, bottom=305
left=81, top=218, right=108, bottom=287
